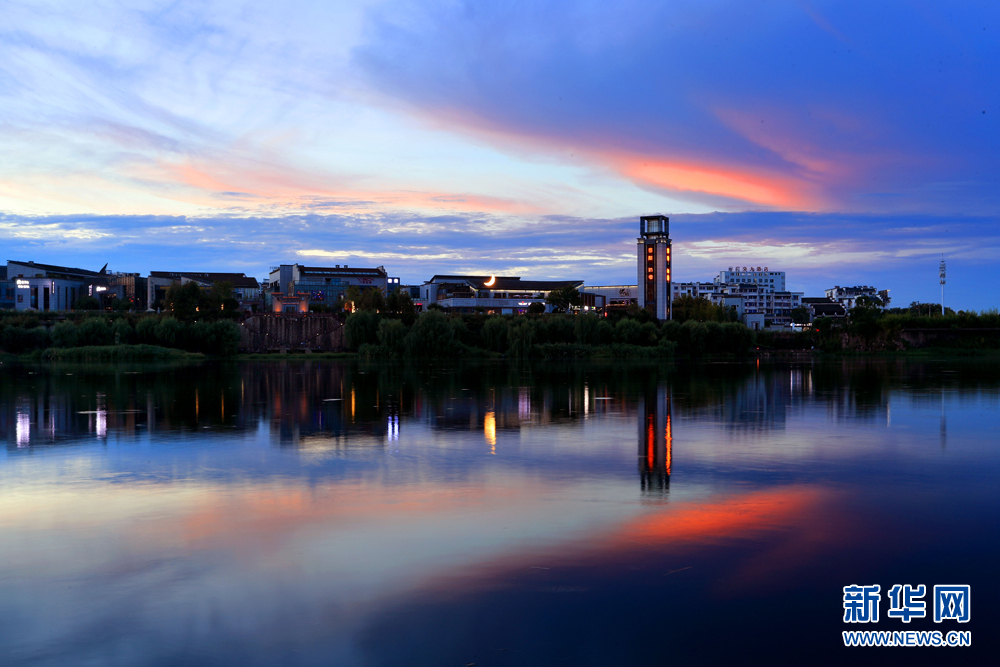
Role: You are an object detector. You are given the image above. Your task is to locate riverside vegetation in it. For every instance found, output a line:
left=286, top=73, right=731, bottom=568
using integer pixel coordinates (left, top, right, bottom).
left=2, top=288, right=997, bottom=361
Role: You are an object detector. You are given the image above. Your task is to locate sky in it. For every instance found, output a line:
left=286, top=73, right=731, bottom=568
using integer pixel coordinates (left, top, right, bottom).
left=1, top=0, right=998, bottom=309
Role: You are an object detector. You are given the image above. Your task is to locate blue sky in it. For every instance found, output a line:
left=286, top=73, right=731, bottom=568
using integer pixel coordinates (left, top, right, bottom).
left=2, top=1, right=998, bottom=308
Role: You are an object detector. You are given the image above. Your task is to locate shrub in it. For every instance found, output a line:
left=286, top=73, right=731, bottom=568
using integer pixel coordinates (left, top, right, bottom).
left=135, top=317, right=158, bottom=344
left=51, top=321, right=79, bottom=348
left=77, top=317, right=112, bottom=346
left=111, top=318, right=134, bottom=344
left=344, top=311, right=381, bottom=350
left=154, top=317, right=185, bottom=348
left=614, top=318, right=643, bottom=345
left=575, top=313, right=601, bottom=345
left=481, top=317, right=509, bottom=352
left=376, top=319, right=407, bottom=356
left=405, top=311, right=458, bottom=357
left=507, top=320, right=535, bottom=359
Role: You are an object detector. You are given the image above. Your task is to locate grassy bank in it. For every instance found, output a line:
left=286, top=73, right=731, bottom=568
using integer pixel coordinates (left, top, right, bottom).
left=22, top=344, right=205, bottom=362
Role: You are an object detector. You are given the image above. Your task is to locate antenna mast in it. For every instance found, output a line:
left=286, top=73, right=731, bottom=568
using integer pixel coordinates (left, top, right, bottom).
left=939, top=256, right=946, bottom=316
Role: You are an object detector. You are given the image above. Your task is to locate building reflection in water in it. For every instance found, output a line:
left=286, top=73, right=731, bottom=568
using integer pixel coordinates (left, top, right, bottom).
left=639, top=385, right=671, bottom=494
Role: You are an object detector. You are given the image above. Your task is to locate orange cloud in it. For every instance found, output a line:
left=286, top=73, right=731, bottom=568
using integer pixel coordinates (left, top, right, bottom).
left=609, top=153, right=820, bottom=209
left=152, top=157, right=540, bottom=215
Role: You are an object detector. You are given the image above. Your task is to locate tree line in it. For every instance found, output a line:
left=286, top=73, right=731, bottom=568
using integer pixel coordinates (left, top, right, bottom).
left=344, top=310, right=755, bottom=359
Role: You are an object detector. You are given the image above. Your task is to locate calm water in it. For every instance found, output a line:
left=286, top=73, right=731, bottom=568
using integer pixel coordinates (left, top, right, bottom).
left=1, top=359, right=997, bottom=665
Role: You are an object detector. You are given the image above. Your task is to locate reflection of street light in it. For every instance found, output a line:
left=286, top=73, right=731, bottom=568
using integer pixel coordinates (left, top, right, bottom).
left=484, top=275, right=496, bottom=287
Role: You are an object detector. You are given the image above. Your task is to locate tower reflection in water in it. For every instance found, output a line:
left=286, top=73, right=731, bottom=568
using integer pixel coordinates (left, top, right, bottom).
left=639, top=385, right=671, bottom=494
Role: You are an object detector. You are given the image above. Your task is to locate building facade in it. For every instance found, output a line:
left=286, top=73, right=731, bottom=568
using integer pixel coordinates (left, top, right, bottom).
left=266, top=264, right=388, bottom=311
left=671, top=269, right=803, bottom=328
left=824, top=285, right=887, bottom=310
left=637, top=215, right=672, bottom=320
left=148, top=272, right=260, bottom=312
left=421, top=275, right=583, bottom=314
left=6, top=260, right=109, bottom=311
left=579, top=285, right=638, bottom=312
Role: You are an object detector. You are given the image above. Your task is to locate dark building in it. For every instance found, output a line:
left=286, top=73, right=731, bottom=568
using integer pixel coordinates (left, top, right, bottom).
left=148, top=272, right=260, bottom=312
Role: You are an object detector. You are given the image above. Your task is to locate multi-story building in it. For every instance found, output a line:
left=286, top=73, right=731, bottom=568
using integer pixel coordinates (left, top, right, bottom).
left=421, top=275, right=583, bottom=314
left=803, top=297, right=847, bottom=320
left=714, top=266, right=787, bottom=292
left=148, top=272, right=260, bottom=312
left=825, top=285, right=887, bottom=309
left=670, top=267, right=803, bottom=328
left=266, top=264, right=388, bottom=311
left=6, top=260, right=109, bottom=311
left=103, top=273, right=148, bottom=310
left=578, top=285, right=638, bottom=312
left=0, top=266, right=14, bottom=310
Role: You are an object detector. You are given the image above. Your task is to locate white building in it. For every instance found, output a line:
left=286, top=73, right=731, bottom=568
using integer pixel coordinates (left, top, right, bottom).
left=671, top=265, right=803, bottom=328
left=578, top=285, right=638, bottom=311
left=714, top=266, right=786, bottom=292
left=825, top=285, right=888, bottom=310
left=7, top=260, right=108, bottom=311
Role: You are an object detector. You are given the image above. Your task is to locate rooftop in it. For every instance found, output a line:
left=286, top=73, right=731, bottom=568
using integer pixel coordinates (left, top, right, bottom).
left=428, top=275, right=584, bottom=291
left=8, top=260, right=106, bottom=278
left=149, top=271, right=259, bottom=288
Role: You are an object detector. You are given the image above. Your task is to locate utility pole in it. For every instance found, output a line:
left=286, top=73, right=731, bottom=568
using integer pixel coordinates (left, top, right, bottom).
left=939, top=256, right=946, bottom=316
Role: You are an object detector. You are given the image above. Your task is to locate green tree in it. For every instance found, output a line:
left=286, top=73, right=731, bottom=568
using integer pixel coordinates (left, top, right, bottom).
left=672, top=295, right=728, bottom=323
left=376, top=318, right=407, bottom=356
left=507, top=320, right=535, bottom=358
left=545, top=286, right=582, bottom=313
left=165, top=281, right=202, bottom=322
left=791, top=306, right=811, bottom=325
left=344, top=311, right=381, bottom=350
left=74, top=295, right=100, bottom=311
left=385, top=287, right=415, bottom=317
left=527, top=302, right=546, bottom=314
left=614, top=318, right=643, bottom=345
left=111, top=318, right=134, bottom=344
left=481, top=317, right=509, bottom=352
left=404, top=311, right=457, bottom=356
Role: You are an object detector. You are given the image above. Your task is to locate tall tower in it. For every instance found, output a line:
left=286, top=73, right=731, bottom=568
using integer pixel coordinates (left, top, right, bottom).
left=637, top=215, right=672, bottom=320
left=939, top=256, right=946, bottom=316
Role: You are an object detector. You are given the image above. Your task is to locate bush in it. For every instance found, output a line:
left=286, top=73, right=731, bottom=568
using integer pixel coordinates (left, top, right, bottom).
left=376, top=319, right=407, bottom=356
left=0, top=325, right=50, bottom=353
left=74, top=295, right=100, bottom=311
left=135, top=317, right=158, bottom=344
left=614, top=318, right=643, bottom=345
left=77, top=317, right=112, bottom=346
left=190, top=320, right=241, bottom=355
left=155, top=317, right=185, bottom=348
left=344, top=311, right=381, bottom=350
left=481, top=317, right=509, bottom=352
left=111, top=318, right=134, bottom=344
left=404, top=311, right=458, bottom=357
left=575, top=314, right=601, bottom=345
left=51, top=321, right=79, bottom=348
left=507, top=320, right=535, bottom=359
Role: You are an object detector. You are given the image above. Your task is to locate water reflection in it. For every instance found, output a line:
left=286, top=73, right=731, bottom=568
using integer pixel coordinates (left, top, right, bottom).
left=4, top=358, right=999, bottom=458
left=639, top=386, right=671, bottom=494
left=1, top=358, right=999, bottom=665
